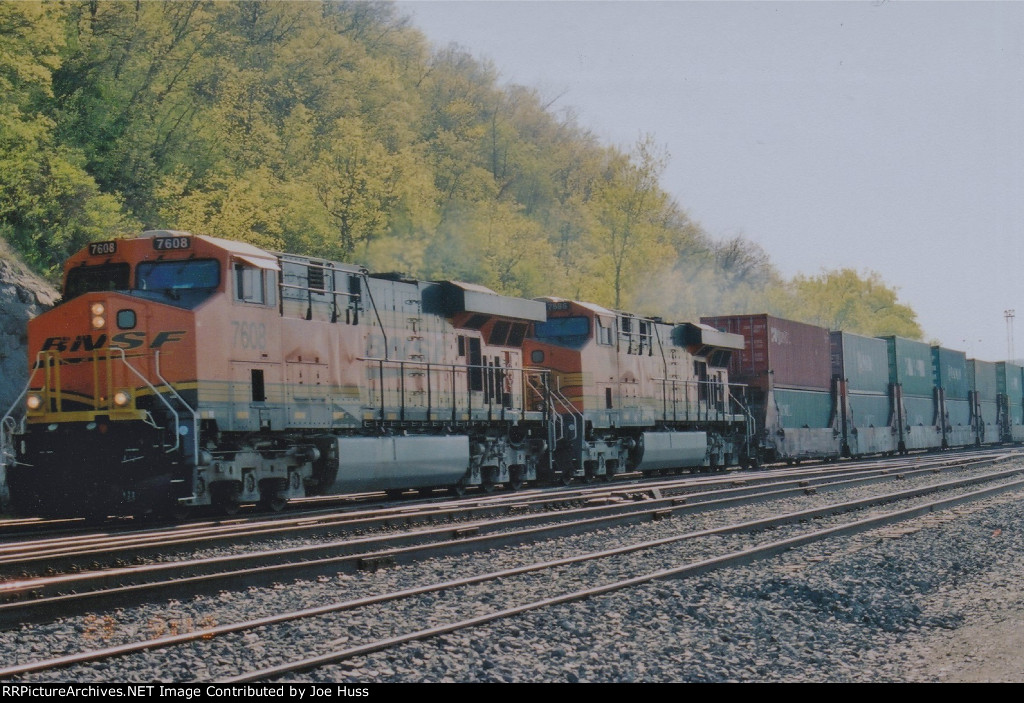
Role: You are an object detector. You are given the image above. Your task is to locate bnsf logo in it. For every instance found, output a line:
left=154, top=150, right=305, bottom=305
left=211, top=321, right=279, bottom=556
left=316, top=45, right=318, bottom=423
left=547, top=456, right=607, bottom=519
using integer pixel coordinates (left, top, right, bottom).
left=40, top=331, right=187, bottom=352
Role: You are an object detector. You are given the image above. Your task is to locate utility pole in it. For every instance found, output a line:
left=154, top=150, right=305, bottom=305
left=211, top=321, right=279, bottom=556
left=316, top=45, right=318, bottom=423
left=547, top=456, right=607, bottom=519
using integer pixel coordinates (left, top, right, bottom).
left=1005, top=309, right=1016, bottom=361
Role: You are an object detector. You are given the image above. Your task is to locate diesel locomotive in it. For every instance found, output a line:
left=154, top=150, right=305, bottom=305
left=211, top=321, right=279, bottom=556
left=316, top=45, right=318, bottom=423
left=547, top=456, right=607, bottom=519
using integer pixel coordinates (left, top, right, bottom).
left=1, top=230, right=749, bottom=518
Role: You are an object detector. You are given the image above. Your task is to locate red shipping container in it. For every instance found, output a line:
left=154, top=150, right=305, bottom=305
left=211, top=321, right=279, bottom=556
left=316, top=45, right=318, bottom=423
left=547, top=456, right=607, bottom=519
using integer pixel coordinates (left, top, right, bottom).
left=700, top=314, right=832, bottom=391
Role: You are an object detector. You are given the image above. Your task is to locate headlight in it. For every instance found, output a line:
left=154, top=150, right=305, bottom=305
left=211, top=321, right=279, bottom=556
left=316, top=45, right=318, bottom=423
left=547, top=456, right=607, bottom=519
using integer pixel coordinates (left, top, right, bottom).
left=91, top=314, right=106, bottom=329
left=113, top=390, right=132, bottom=407
left=90, top=302, right=105, bottom=316
left=26, top=393, right=44, bottom=412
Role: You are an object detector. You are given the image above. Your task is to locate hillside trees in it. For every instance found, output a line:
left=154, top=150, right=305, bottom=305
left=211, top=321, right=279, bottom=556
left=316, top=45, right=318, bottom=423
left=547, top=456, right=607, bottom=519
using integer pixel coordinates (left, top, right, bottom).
left=0, top=0, right=922, bottom=340
left=780, top=268, right=923, bottom=338
left=0, top=2, right=136, bottom=275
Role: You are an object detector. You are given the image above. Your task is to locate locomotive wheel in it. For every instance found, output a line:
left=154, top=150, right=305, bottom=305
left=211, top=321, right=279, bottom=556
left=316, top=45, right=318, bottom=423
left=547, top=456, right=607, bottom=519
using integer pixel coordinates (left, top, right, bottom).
left=259, top=495, right=287, bottom=513
left=508, top=467, right=524, bottom=491
left=481, top=466, right=499, bottom=493
left=259, top=480, right=288, bottom=512
left=213, top=484, right=242, bottom=516
left=165, top=503, right=190, bottom=522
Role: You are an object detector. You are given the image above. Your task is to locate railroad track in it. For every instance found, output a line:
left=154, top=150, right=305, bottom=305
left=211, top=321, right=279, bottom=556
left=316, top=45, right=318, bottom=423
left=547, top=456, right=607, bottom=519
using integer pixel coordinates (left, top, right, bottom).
left=0, top=448, right=1009, bottom=580
left=1, top=450, right=1022, bottom=681
left=0, top=452, right=1010, bottom=620
left=0, top=444, right=1008, bottom=540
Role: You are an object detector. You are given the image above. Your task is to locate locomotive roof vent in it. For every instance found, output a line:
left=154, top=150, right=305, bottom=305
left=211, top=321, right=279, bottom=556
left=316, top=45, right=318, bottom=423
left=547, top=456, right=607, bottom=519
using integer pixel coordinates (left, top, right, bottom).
left=425, top=281, right=546, bottom=322
left=673, top=322, right=745, bottom=351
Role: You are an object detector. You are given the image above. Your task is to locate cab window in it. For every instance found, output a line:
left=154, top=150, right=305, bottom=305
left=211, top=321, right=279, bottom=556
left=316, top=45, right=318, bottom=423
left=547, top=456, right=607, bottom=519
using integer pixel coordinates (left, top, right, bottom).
left=234, top=262, right=266, bottom=304
left=137, top=259, right=220, bottom=292
left=64, top=263, right=131, bottom=300
left=532, top=316, right=590, bottom=348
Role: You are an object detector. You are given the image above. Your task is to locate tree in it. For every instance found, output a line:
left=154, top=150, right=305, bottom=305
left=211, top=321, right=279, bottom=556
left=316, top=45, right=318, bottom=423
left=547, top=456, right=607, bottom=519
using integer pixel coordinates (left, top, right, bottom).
left=590, top=135, right=679, bottom=309
left=0, top=2, right=136, bottom=275
left=782, top=268, right=923, bottom=338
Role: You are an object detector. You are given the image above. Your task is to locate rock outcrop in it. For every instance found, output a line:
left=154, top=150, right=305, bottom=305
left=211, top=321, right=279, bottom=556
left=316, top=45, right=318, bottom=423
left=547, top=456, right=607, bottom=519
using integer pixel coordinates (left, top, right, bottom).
left=0, top=243, right=59, bottom=426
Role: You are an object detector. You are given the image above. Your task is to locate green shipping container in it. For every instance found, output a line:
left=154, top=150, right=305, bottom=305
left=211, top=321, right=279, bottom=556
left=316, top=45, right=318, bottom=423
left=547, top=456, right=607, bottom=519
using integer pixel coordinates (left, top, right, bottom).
left=997, top=362, right=1023, bottom=406
left=831, top=331, right=890, bottom=394
left=904, top=395, right=936, bottom=426
left=881, top=336, right=935, bottom=398
left=932, top=347, right=970, bottom=400
left=970, top=360, right=998, bottom=404
left=945, top=398, right=972, bottom=427
left=773, top=388, right=833, bottom=429
left=847, top=392, right=891, bottom=428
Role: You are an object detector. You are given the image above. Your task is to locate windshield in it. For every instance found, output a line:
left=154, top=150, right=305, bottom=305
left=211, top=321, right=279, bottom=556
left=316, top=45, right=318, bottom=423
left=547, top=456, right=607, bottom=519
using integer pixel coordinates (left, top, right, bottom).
left=532, top=316, right=590, bottom=348
left=64, top=263, right=131, bottom=300
left=136, top=259, right=220, bottom=292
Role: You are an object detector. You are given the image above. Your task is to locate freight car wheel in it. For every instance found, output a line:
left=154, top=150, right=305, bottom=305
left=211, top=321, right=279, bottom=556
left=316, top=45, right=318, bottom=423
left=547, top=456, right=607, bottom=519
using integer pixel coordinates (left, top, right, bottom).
left=212, top=484, right=242, bottom=516
left=259, top=480, right=288, bottom=512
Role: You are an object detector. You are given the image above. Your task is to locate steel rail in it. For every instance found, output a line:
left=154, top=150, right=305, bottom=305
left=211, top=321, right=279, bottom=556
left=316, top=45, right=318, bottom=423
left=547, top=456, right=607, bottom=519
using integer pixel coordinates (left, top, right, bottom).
left=228, top=474, right=1024, bottom=682
left=1, top=454, right=1012, bottom=596
left=6, top=466, right=1024, bottom=681
left=1, top=459, right=1021, bottom=630
left=0, top=451, right=1007, bottom=578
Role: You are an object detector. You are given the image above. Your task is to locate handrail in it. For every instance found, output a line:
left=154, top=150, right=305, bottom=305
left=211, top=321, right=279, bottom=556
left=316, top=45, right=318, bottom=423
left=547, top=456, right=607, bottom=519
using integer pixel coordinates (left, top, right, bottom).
left=112, top=348, right=181, bottom=454
left=360, top=357, right=550, bottom=421
left=154, top=350, right=199, bottom=461
left=360, top=271, right=388, bottom=360
left=0, top=351, right=45, bottom=472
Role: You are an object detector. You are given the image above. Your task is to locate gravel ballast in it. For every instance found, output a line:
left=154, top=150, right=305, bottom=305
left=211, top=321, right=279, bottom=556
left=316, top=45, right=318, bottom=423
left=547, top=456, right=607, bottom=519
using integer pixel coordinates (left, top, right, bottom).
left=4, top=466, right=1024, bottom=682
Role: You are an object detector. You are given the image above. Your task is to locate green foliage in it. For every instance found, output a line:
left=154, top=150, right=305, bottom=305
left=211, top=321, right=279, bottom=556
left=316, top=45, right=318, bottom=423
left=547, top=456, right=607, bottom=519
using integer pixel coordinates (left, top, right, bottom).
left=0, top=2, right=138, bottom=277
left=0, top=0, right=923, bottom=340
left=776, top=268, right=924, bottom=338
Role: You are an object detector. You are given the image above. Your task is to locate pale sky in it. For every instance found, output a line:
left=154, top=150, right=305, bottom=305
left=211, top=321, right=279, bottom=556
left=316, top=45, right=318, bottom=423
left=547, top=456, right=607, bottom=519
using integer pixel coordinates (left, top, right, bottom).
left=395, top=0, right=1024, bottom=362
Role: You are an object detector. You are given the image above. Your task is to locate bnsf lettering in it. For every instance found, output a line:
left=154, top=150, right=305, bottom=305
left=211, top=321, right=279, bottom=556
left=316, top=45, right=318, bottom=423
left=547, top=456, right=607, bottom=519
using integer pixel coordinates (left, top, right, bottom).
left=40, top=331, right=185, bottom=352
left=110, top=331, right=147, bottom=350
left=41, top=336, right=70, bottom=352
left=150, top=330, right=187, bottom=348
left=71, top=334, right=107, bottom=352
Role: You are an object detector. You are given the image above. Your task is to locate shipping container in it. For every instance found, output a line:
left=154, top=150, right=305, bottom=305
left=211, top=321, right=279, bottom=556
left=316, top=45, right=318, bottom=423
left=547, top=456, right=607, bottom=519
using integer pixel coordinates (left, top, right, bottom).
left=944, top=397, right=972, bottom=426
left=845, top=393, right=891, bottom=428
left=772, top=388, right=834, bottom=429
left=831, top=331, right=890, bottom=394
left=970, top=360, right=998, bottom=401
left=932, top=346, right=970, bottom=400
left=701, top=314, right=831, bottom=391
left=830, top=332, right=895, bottom=455
left=903, top=396, right=937, bottom=427
left=970, top=359, right=999, bottom=442
left=880, top=336, right=934, bottom=398
left=996, top=362, right=1023, bottom=404
left=900, top=394, right=943, bottom=452
left=997, top=362, right=1024, bottom=439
